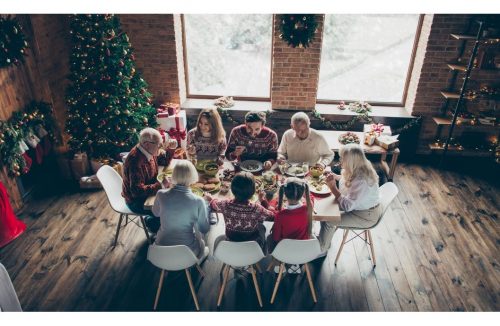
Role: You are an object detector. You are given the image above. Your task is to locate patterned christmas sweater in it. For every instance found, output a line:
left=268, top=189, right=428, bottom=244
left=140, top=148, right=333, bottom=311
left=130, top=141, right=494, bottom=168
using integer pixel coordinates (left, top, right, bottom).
left=209, top=199, right=274, bottom=241
left=227, top=125, right=278, bottom=162
left=187, top=128, right=227, bottom=161
left=122, top=146, right=174, bottom=205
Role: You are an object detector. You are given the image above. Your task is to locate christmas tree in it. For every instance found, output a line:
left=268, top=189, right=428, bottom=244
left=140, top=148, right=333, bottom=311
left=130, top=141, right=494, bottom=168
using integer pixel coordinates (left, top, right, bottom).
left=65, top=14, right=157, bottom=159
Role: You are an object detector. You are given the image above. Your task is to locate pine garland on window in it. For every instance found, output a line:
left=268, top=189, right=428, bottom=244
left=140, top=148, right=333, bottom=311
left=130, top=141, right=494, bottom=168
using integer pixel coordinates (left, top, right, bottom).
left=0, top=16, right=29, bottom=68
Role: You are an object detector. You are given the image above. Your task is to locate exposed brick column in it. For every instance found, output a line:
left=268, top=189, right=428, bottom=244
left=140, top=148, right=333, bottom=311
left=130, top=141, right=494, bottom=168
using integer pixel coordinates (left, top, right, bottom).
left=120, top=14, right=182, bottom=104
left=271, top=14, right=324, bottom=111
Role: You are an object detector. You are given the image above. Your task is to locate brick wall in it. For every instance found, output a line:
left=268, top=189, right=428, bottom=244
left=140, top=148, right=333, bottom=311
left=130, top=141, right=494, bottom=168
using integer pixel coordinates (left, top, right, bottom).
left=271, top=14, right=324, bottom=110
left=29, top=15, right=71, bottom=148
left=120, top=14, right=182, bottom=105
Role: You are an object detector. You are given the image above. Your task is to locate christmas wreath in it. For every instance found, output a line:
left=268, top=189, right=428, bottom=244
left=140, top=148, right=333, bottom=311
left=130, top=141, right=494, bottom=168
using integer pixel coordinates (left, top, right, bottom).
left=0, top=16, right=29, bottom=68
left=279, top=14, right=318, bottom=48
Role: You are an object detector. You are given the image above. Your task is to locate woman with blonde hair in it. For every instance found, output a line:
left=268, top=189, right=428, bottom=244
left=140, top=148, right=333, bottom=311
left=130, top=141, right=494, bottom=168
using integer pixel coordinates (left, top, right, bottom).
left=317, top=143, right=381, bottom=255
left=186, top=107, right=227, bottom=166
left=152, top=160, right=210, bottom=260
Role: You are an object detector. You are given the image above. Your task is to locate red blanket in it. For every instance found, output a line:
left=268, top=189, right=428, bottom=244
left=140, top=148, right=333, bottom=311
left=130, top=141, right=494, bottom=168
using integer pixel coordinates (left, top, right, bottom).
left=0, top=181, right=26, bottom=248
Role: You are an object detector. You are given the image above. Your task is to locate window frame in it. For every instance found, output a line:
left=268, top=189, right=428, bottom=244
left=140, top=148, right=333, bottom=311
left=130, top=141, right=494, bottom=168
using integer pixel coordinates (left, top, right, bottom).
left=316, top=14, right=424, bottom=107
left=181, top=14, right=274, bottom=102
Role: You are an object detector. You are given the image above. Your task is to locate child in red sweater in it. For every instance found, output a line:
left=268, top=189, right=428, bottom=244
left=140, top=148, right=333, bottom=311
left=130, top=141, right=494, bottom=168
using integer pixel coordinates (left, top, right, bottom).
left=207, top=172, right=274, bottom=250
left=267, top=177, right=314, bottom=252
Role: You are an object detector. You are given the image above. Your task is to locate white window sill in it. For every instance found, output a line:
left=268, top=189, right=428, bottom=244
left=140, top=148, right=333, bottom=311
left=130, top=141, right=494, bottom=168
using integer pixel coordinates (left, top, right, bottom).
left=181, top=98, right=414, bottom=119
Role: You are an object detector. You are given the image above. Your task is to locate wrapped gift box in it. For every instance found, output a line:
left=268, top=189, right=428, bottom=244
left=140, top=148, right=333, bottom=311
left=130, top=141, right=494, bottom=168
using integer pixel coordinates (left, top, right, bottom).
left=79, top=175, right=102, bottom=189
left=363, top=124, right=391, bottom=136
left=157, top=110, right=187, bottom=150
left=70, top=152, right=91, bottom=180
left=375, top=135, right=399, bottom=150
left=90, top=159, right=123, bottom=176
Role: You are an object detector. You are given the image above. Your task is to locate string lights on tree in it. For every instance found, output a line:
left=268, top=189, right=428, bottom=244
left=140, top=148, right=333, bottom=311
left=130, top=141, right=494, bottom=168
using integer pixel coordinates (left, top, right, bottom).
left=65, top=14, right=157, bottom=159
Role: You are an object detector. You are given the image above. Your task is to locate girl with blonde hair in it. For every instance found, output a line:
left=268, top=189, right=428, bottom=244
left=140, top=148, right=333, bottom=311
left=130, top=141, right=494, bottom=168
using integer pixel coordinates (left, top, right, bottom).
left=317, top=143, right=381, bottom=255
left=186, top=107, right=227, bottom=165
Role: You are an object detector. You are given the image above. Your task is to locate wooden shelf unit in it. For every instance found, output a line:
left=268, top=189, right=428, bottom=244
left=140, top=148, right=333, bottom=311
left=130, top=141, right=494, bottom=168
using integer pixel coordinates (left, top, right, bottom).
left=428, top=144, right=494, bottom=157
left=432, top=116, right=498, bottom=131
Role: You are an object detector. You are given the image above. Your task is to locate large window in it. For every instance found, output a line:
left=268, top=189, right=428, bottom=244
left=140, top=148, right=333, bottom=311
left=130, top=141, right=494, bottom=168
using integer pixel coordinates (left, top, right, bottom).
left=318, top=14, right=421, bottom=105
left=183, top=14, right=273, bottom=99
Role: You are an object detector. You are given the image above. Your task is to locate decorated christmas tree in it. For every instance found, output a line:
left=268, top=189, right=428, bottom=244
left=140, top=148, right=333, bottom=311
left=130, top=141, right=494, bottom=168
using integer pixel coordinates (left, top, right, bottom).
left=65, top=14, right=157, bottom=159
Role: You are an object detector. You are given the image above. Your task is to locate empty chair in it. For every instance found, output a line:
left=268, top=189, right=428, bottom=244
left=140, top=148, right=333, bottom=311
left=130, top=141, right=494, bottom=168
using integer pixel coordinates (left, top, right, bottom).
left=147, top=244, right=206, bottom=311
left=334, top=182, right=399, bottom=268
left=269, top=238, right=322, bottom=304
left=96, top=165, right=150, bottom=246
left=214, top=240, right=265, bottom=308
left=0, top=263, right=22, bottom=311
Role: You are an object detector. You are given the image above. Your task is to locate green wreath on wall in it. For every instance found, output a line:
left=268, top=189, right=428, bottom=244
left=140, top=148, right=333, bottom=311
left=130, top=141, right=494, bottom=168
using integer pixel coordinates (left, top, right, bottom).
left=0, top=16, right=29, bottom=68
left=279, top=14, right=318, bottom=48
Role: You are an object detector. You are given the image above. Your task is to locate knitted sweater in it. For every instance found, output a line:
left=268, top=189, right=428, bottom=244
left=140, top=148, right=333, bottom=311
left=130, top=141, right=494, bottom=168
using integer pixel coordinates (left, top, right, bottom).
left=152, top=185, right=210, bottom=255
left=272, top=205, right=310, bottom=242
left=186, top=128, right=227, bottom=161
left=210, top=199, right=274, bottom=241
left=227, top=125, right=278, bottom=162
left=122, top=146, right=174, bottom=205
left=277, top=128, right=334, bottom=166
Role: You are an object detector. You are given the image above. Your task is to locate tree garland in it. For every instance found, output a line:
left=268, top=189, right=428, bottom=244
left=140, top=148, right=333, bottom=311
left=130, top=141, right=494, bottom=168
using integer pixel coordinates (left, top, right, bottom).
left=0, top=102, right=57, bottom=176
left=213, top=96, right=273, bottom=125
left=0, top=16, right=29, bottom=68
left=311, top=109, right=422, bottom=134
left=279, top=14, right=318, bottom=48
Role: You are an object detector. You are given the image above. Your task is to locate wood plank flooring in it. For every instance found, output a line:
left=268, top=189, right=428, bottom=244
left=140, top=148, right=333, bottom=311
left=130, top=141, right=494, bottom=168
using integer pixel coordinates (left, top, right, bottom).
left=0, top=160, right=499, bottom=311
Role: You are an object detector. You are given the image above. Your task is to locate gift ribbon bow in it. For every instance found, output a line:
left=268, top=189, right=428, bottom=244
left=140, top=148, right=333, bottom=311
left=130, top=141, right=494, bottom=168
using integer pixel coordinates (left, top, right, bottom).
left=370, top=123, right=385, bottom=135
left=167, top=128, right=186, bottom=142
left=167, top=114, right=186, bottom=145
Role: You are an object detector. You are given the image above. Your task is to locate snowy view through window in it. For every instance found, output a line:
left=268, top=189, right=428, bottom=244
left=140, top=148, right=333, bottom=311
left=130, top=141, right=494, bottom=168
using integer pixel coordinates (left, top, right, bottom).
left=318, top=14, right=420, bottom=103
left=184, top=14, right=272, bottom=98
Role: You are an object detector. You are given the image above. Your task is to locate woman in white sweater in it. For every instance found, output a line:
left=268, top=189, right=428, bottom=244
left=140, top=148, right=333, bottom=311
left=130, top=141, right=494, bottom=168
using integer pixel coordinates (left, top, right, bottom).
left=317, top=143, right=381, bottom=254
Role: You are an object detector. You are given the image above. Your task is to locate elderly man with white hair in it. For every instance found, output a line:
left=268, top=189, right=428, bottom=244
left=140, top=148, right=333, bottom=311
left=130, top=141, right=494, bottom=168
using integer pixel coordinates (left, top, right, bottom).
left=122, top=127, right=177, bottom=233
left=277, top=112, right=334, bottom=168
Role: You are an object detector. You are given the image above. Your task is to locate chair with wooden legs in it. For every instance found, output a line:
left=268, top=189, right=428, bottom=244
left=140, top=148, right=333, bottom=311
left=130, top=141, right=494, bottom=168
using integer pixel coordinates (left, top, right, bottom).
left=96, top=165, right=151, bottom=247
left=214, top=240, right=265, bottom=308
left=334, top=182, right=399, bottom=268
left=147, top=244, right=206, bottom=311
left=269, top=238, right=322, bottom=304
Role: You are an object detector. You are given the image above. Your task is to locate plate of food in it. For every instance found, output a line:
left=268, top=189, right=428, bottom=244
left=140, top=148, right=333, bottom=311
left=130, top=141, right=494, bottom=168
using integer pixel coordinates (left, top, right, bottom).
left=307, top=177, right=331, bottom=195
left=190, top=187, right=204, bottom=197
left=193, top=175, right=221, bottom=193
left=338, top=132, right=361, bottom=145
left=285, top=164, right=308, bottom=177
left=240, top=160, right=263, bottom=173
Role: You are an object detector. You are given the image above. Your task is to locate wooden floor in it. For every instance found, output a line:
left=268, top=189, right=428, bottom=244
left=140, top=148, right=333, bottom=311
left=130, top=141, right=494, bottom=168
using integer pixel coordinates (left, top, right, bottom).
left=1, top=159, right=499, bottom=311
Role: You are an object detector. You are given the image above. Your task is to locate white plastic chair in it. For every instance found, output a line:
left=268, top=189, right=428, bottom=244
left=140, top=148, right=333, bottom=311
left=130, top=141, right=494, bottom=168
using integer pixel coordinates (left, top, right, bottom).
left=214, top=240, right=265, bottom=307
left=96, top=165, right=151, bottom=247
left=269, top=238, right=322, bottom=304
left=334, top=182, right=399, bottom=268
left=147, top=244, right=205, bottom=311
left=0, top=263, right=22, bottom=311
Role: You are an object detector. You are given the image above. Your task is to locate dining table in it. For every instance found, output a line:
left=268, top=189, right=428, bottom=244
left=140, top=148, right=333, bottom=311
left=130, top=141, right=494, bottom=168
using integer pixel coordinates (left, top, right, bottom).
left=317, top=130, right=400, bottom=181
left=143, top=159, right=341, bottom=224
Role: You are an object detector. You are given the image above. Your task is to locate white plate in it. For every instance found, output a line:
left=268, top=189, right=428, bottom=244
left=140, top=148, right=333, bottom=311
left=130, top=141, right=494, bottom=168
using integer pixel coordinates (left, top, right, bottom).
left=308, top=183, right=331, bottom=195
left=285, top=165, right=307, bottom=177
left=240, top=160, right=263, bottom=173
